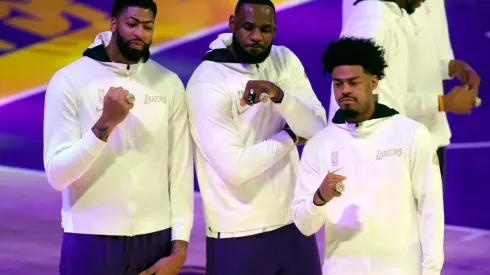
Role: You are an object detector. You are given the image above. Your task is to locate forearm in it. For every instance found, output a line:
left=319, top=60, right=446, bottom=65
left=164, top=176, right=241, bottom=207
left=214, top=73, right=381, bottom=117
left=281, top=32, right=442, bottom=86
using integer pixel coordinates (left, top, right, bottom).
left=195, top=128, right=296, bottom=186
left=292, top=194, right=328, bottom=236
left=44, top=123, right=107, bottom=191
left=404, top=93, right=440, bottom=117
left=274, top=93, right=327, bottom=138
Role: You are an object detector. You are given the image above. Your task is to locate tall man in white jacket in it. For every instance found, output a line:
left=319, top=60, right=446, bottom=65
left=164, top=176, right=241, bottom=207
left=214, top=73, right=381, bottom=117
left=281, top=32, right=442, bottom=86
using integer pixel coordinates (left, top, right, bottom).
left=292, top=37, right=444, bottom=275
left=43, top=0, right=193, bottom=274
left=333, top=0, right=481, bottom=179
left=186, top=0, right=326, bottom=274
left=405, top=0, right=481, bottom=181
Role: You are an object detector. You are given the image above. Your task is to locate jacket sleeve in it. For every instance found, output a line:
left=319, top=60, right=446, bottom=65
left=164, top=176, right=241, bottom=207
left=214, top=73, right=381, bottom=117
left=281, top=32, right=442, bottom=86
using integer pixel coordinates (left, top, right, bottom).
left=167, top=75, right=194, bottom=242
left=273, top=50, right=327, bottom=139
left=186, top=81, right=296, bottom=186
left=291, top=135, right=330, bottom=236
left=404, top=93, right=440, bottom=117
left=410, top=125, right=445, bottom=275
left=43, top=70, right=107, bottom=191
left=430, top=0, right=455, bottom=80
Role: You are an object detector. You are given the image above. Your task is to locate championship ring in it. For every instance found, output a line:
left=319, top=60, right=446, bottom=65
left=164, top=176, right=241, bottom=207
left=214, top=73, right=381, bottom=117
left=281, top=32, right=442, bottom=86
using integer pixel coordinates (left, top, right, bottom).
left=126, top=93, right=135, bottom=104
left=259, top=93, right=270, bottom=103
left=247, top=89, right=256, bottom=105
left=335, top=182, right=345, bottom=193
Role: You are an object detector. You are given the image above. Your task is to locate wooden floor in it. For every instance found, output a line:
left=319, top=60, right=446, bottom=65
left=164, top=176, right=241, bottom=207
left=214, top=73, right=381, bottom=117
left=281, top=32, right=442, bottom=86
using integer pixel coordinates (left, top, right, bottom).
left=0, top=166, right=489, bottom=275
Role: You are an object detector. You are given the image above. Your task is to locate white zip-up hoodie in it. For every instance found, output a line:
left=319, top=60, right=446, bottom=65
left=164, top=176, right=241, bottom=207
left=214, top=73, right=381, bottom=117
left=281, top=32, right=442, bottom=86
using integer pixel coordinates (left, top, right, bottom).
left=186, top=33, right=326, bottom=236
left=43, top=31, right=194, bottom=241
left=292, top=104, right=444, bottom=275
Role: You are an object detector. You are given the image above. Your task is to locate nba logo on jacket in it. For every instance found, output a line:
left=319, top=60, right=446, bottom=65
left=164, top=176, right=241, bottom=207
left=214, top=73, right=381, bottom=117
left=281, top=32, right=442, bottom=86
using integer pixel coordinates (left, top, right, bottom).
left=332, top=151, right=338, bottom=166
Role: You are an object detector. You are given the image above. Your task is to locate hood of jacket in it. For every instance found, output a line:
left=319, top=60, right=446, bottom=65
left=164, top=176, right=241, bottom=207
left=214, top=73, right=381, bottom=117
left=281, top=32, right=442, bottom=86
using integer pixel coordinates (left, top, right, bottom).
left=81, top=31, right=149, bottom=76
left=332, top=103, right=399, bottom=137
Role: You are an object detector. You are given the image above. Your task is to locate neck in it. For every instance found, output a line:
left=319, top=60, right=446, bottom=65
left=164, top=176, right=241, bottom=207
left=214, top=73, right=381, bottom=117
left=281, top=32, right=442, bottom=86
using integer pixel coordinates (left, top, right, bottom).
left=227, top=44, right=238, bottom=60
left=106, top=37, right=133, bottom=64
left=345, top=103, right=375, bottom=124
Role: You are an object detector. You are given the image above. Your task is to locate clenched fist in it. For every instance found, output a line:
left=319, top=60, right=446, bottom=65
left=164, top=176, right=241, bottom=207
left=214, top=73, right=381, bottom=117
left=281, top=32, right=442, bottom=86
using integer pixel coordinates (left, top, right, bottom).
left=241, top=80, right=284, bottom=106
left=314, top=171, right=346, bottom=205
left=92, top=87, right=134, bottom=142
left=442, top=85, right=478, bottom=114
left=100, top=87, right=134, bottom=126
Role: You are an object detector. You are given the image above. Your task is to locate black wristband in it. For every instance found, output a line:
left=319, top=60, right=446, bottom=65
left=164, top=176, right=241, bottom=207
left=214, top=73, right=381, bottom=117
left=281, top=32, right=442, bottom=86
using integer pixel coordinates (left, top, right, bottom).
left=316, top=188, right=327, bottom=203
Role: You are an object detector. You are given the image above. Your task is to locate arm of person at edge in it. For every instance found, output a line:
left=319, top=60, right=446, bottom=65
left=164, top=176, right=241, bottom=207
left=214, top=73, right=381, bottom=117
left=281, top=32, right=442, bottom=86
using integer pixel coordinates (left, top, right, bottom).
left=410, top=125, right=445, bottom=275
left=291, top=136, right=343, bottom=236
left=139, top=76, right=195, bottom=275
left=405, top=0, right=480, bottom=116
left=186, top=80, right=296, bottom=186
left=43, top=70, right=108, bottom=191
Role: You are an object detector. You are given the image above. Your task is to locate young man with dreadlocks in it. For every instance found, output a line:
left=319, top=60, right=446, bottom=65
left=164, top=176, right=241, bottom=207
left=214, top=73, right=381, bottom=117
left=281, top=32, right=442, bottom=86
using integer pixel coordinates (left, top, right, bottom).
left=292, top=37, right=444, bottom=275
left=186, top=0, right=325, bottom=274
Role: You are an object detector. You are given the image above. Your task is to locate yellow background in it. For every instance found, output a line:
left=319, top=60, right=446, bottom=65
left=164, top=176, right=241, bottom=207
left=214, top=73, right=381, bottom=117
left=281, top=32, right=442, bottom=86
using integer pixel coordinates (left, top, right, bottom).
left=0, top=0, right=292, bottom=100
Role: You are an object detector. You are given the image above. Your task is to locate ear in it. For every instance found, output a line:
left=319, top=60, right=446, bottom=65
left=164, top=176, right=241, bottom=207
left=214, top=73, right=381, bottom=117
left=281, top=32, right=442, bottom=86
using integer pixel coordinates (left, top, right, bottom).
left=110, top=17, right=117, bottom=33
left=371, top=75, right=379, bottom=90
left=229, top=15, right=235, bottom=32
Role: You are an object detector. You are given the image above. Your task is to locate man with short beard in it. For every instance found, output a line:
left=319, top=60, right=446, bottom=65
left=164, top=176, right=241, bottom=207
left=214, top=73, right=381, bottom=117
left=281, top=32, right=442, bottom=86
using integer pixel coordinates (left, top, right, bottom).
left=186, top=0, right=326, bottom=274
left=292, top=37, right=444, bottom=275
left=43, top=0, right=194, bottom=274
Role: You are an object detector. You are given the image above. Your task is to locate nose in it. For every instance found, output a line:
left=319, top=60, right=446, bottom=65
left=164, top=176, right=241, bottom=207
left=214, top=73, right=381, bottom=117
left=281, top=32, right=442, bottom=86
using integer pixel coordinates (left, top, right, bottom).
left=132, top=25, right=144, bottom=38
left=341, top=83, right=353, bottom=94
left=250, top=28, right=263, bottom=42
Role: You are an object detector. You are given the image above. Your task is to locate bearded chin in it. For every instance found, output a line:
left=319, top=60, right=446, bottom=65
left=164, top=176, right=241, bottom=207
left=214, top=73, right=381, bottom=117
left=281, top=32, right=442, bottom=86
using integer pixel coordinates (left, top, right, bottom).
left=116, top=32, right=150, bottom=63
left=340, top=108, right=360, bottom=119
left=231, top=34, right=272, bottom=64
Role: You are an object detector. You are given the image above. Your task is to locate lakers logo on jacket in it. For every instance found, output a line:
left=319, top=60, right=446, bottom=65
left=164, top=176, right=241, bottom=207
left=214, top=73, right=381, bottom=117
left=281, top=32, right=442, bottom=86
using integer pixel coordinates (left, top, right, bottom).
left=376, top=148, right=403, bottom=160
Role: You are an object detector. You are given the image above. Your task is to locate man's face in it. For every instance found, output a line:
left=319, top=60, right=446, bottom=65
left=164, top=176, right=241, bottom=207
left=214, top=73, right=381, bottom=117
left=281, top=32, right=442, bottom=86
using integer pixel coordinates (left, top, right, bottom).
left=333, top=65, right=378, bottom=117
left=229, top=4, right=276, bottom=56
left=111, top=6, right=155, bottom=62
left=404, top=0, right=425, bottom=15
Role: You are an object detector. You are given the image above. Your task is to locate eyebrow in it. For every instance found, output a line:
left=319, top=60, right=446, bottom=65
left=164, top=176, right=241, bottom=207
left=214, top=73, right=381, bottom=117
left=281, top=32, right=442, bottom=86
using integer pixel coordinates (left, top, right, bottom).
left=126, top=16, right=154, bottom=24
left=333, top=76, right=361, bottom=81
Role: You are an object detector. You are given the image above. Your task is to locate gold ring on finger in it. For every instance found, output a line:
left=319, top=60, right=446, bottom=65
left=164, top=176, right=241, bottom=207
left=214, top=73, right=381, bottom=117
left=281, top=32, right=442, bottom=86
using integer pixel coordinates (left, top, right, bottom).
left=335, top=182, right=345, bottom=193
left=259, top=93, right=270, bottom=103
left=126, top=93, right=135, bottom=104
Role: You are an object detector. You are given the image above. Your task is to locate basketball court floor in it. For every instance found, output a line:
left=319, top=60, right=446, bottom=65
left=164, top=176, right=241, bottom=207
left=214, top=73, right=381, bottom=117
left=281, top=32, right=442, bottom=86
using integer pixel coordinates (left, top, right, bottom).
left=0, top=0, right=489, bottom=274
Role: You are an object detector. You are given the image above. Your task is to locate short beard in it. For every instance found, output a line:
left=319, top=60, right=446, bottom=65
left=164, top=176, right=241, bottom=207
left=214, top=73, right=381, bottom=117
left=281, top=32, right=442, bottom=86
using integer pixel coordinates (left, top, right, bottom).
left=116, top=32, right=151, bottom=63
left=231, top=34, right=272, bottom=64
left=340, top=108, right=360, bottom=120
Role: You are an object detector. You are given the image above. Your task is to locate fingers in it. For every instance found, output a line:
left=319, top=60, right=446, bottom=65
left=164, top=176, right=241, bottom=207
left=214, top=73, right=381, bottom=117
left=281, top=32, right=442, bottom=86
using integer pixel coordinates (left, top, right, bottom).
left=139, top=265, right=156, bottom=275
left=242, top=80, right=268, bottom=106
left=242, top=81, right=253, bottom=106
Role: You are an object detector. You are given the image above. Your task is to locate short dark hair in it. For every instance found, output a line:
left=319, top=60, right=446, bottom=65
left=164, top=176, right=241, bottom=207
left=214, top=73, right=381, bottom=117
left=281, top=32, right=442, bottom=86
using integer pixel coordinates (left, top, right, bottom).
left=111, top=0, right=157, bottom=18
left=235, top=0, right=276, bottom=15
left=321, top=37, right=388, bottom=80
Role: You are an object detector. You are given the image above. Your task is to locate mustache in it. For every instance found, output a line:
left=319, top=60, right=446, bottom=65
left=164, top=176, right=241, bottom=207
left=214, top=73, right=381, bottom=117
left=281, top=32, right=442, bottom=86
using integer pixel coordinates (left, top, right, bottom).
left=244, top=43, right=264, bottom=48
left=128, top=39, right=147, bottom=46
left=340, top=96, right=356, bottom=101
